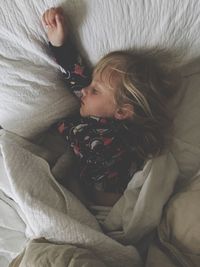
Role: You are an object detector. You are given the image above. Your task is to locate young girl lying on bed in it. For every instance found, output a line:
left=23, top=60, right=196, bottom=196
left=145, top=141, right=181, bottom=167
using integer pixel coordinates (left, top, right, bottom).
left=42, top=7, right=179, bottom=207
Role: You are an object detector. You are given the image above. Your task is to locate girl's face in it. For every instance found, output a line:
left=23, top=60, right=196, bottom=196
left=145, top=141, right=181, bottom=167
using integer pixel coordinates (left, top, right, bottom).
left=80, top=71, right=117, bottom=118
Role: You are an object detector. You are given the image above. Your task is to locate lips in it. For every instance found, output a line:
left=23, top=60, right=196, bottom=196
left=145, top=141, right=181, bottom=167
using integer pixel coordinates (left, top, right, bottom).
left=80, top=98, right=84, bottom=105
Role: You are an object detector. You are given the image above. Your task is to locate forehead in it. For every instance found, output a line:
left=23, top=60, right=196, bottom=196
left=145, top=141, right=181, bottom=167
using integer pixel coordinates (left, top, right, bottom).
left=92, top=66, right=121, bottom=92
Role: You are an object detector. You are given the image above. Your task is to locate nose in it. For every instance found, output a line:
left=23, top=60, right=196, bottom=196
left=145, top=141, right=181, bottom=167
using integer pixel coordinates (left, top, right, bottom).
left=81, top=86, right=89, bottom=97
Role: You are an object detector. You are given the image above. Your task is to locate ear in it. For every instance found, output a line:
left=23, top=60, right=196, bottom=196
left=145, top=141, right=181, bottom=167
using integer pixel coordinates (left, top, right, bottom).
left=114, top=104, right=134, bottom=120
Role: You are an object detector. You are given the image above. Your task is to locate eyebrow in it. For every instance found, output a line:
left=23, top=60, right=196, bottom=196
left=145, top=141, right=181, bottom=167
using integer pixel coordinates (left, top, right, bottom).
left=92, top=80, right=103, bottom=90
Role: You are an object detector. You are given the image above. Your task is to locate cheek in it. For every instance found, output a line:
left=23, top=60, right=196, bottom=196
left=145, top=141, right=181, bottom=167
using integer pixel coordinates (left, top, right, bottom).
left=81, top=93, right=117, bottom=117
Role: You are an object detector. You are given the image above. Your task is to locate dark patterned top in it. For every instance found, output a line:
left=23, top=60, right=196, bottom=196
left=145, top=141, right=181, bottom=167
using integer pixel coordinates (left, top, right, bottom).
left=49, top=42, right=143, bottom=193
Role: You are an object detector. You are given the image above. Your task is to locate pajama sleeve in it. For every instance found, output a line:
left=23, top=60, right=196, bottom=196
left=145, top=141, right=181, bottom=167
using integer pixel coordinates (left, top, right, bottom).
left=49, top=41, right=91, bottom=98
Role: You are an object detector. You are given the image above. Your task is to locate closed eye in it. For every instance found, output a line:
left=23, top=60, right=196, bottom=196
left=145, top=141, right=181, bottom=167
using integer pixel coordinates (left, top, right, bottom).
left=91, top=88, right=98, bottom=94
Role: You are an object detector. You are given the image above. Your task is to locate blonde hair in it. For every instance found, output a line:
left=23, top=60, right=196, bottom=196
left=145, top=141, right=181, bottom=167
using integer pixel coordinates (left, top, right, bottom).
left=94, top=48, right=181, bottom=160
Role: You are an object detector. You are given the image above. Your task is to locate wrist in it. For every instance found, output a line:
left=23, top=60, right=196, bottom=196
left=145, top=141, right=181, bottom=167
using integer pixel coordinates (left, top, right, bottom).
left=49, top=40, right=65, bottom=47
left=50, top=43, right=63, bottom=48
left=49, top=40, right=65, bottom=48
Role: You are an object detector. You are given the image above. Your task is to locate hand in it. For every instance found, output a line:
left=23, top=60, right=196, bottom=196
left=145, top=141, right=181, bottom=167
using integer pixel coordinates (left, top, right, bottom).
left=42, top=7, right=68, bottom=47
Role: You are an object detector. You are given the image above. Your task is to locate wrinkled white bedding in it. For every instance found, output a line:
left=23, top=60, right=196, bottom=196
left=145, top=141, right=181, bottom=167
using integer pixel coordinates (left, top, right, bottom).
left=0, top=130, right=141, bottom=267
left=1, top=0, right=200, bottom=266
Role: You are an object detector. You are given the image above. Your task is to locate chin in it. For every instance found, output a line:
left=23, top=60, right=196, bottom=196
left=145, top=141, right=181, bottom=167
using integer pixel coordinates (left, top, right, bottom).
left=80, top=109, right=87, bottom=117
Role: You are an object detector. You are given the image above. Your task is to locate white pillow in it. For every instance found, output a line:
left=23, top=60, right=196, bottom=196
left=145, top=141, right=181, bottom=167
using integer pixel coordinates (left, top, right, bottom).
left=170, top=60, right=200, bottom=179
left=0, top=0, right=78, bottom=138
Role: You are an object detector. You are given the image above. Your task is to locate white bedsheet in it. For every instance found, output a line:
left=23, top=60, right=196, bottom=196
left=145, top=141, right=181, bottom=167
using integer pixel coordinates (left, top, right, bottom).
left=0, top=130, right=142, bottom=267
left=0, top=189, right=27, bottom=267
left=0, top=155, right=27, bottom=266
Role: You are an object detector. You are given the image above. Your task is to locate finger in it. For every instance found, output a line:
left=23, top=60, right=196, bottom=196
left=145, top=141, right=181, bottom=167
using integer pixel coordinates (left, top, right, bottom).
left=45, top=9, right=52, bottom=27
left=46, top=9, right=53, bottom=27
left=48, top=8, right=57, bottom=27
left=56, top=7, right=64, bottom=16
left=55, top=14, right=64, bottom=28
left=44, top=9, right=50, bottom=26
left=42, top=12, right=48, bottom=28
left=42, top=10, right=48, bottom=26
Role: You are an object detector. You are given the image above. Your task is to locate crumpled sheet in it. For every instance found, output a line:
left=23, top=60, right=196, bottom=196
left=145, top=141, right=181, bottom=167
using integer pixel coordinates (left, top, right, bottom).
left=0, top=130, right=142, bottom=267
left=9, top=238, right=107, bottom=267
left=145, top=170, right=200, bottom=267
